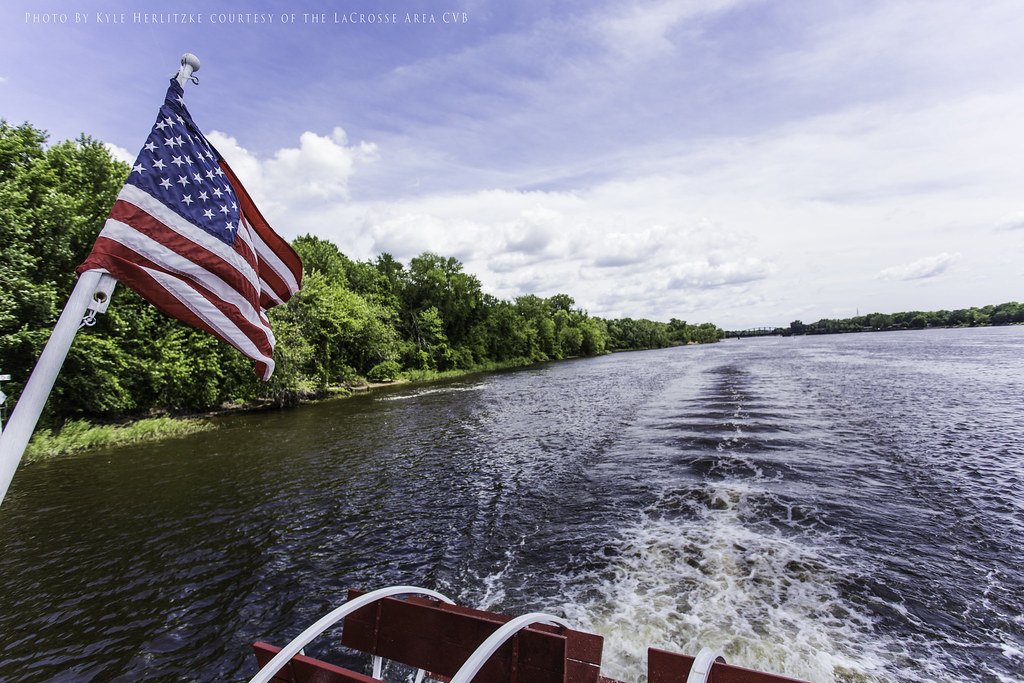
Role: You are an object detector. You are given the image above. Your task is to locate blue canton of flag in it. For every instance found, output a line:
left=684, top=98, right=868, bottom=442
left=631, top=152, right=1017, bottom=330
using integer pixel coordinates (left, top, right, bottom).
left=127, top=88, right=240, bottom=246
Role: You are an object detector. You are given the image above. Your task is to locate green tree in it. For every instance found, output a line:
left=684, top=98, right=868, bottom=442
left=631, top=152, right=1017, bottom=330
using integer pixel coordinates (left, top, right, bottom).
left=514, top=295, right=556, bottom=360
left=548, top=293, right=575, bottom=313
left=991, top=302, right=1023, bottom=324
left=579, top=317, right=608, bottom=355
left=271, top=271, right=398, bottom=384
left=667, top=318, right=690, bottom=344
left=403, top=253, right=485, bottom=350
left=479, top=300, right=528, bottom=362
left=867, top=313, right=893, bottom=330
left=558, top=324, right=584, bottom=356
left=292, top=234, right=348, bottom=285
left=0, top=122, right=131, bottom=421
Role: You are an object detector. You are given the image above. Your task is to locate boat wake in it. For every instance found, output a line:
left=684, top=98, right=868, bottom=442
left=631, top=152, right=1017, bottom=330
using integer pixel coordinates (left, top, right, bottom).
left=554, top=480, right=906, bottom=683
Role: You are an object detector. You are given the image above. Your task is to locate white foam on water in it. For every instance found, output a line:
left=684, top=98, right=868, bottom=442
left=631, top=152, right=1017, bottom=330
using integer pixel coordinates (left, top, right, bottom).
left=379, top=384, right=486, bottom=401
left=557, top=482, right=900, bottom=683
left=473, top=536, right=526, bottom=610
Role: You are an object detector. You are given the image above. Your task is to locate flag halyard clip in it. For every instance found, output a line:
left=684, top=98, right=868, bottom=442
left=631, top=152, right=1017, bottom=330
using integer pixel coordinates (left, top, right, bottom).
left=171, top=71, right=200, bottom=86
left=79, top=272, right=118, bottom=329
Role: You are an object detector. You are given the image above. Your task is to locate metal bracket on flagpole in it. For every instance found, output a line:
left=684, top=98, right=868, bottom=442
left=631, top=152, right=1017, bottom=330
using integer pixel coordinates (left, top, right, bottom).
left=175, top=53, right=200, bottom=88
left=80, top=272, right=118, bottom=328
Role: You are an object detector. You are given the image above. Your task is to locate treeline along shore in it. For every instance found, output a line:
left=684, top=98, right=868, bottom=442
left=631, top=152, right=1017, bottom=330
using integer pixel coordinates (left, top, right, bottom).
left=785, top=304, right=1024, bottom=334
left=0, top=121, right=724, bottom=448
left=727, top=303, right=1024, bottom=338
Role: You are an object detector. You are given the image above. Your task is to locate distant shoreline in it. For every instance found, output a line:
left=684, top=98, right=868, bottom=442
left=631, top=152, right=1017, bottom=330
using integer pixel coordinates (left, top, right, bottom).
left=727, top=319, right=1023, bottom=339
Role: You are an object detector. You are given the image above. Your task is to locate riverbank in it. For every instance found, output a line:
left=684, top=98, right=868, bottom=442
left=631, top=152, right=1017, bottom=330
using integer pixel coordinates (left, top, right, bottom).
left=23, top=417, right=216, bottom=463
left=20, top=357, right=540, bottom=461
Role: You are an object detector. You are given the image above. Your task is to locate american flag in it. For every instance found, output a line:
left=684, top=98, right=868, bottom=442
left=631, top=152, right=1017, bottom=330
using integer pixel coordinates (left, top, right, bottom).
left=78, top=80, right=302, bottom=380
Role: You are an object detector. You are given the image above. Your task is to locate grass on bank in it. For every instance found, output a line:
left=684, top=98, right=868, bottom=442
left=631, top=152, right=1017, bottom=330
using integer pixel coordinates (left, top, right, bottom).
left=398, top=357, right=535, bottom=383
left=24, top=417, right=215, bottom=462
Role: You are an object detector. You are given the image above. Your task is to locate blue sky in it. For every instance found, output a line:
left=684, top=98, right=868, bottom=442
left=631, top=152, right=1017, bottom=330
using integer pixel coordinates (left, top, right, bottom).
left=3, top=0, right=1023, bottom=329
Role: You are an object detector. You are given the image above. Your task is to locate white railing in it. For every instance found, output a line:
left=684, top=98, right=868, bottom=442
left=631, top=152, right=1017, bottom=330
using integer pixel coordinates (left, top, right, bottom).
left=248, top=585, right=453, bottom=683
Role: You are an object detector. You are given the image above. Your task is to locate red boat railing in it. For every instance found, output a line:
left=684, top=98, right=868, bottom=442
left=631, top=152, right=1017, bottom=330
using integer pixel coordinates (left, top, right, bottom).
left=250, top=586, right=811, bottom=683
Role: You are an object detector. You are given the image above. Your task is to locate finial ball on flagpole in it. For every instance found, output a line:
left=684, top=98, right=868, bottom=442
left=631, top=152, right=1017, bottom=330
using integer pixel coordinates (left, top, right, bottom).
left=181, top=53, right=200, bottom=73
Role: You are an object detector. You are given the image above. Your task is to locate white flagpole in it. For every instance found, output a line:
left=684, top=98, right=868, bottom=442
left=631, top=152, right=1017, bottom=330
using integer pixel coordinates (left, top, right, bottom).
left=0, top=270, right=117, bottom=505
left=0, top=54, right=200, bottom=508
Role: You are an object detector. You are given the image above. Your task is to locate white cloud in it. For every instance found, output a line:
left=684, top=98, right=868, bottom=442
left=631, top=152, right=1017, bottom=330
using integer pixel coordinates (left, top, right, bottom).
left=503, top=205, right=561, bottom=255
left=589, top=225, right=674, bottom=268
left=878, top=253, right=962, bottom=281
left=103, top=142, right=134, bottom=165
left=271, top=128, right=378, bottom=201
left=205, top=132, right=264, bottom=193
left=668, top=256, right=775, bottom=290
left=311, top=177, right=771, bottom=321
left=996, top=212, right=1024, bottom=231
left=207, top=127, right=378, bottom=211
left=366, top=209, right=464, bottom=260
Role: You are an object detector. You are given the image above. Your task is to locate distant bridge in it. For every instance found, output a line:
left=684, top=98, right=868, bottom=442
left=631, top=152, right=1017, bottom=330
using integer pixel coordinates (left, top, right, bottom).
left=725, top=327, right=781, bottom=339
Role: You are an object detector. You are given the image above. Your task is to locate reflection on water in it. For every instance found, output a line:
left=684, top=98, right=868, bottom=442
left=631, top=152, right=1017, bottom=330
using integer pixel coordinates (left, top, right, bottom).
left=1, top=327, right=1023, bottom=682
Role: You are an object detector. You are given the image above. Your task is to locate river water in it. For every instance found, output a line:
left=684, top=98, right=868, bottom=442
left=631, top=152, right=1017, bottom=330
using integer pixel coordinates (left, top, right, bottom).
left=1, top=326, right=1022, bottom=682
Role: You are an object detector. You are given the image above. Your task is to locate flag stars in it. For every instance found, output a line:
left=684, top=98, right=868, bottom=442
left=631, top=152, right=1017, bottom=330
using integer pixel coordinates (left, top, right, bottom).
left=185, top=155, right=194, bottom=166
left=198, top=191, right=209, bottom=202
left=203, top=209, right=215, bottom=219
left=144, top=141, right=157, bottom=152
left=171, top=156, right=185, bottom=167
left=177, top=175, right=190, bottom=187
left=132, top=163, right=145, bottom=174
left=212, top=187, right=224, bottom=198
left=155, top=120, right=168, bottom=131
left=159, top=178, right=172, bottom=189
left=225, top=222, right=236, bottom=233
left=205, top=170, right=216, bottom=180
left=152, top=158, right=166, bottom=171
left=182, top=194, right=193, bottom=206
left=219, top=204, right=230, bottom=215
